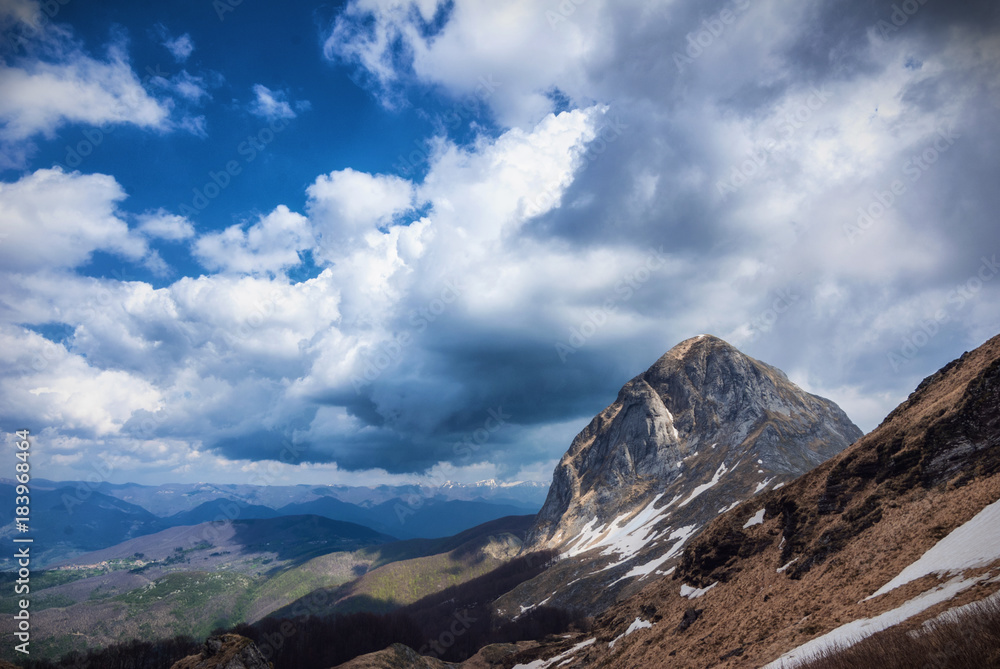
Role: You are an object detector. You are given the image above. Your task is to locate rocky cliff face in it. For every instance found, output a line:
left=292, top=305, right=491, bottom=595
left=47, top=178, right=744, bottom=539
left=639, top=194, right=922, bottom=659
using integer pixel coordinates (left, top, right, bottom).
left=495, top=332, right=1000, bottom=668
left=502, top=335, right=861, bottom=615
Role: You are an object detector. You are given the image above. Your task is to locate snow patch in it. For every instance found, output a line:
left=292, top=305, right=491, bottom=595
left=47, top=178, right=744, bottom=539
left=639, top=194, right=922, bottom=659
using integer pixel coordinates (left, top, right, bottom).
left=743, top=508, right=766, bottom=528
left=866, top=498, right=1000, bottom=600
left=664, top=407, right=680, bottom=441
left=678, top=463, right=728, bottom=507
left=513, top=638, right=596, bottom=669
left=562, top=516, right=606, bottom=558
left=754, top=477, right=776, bottom=494
left=920, top=579, right=1000, bottom=629
left=763, top=574, right=990, bottom=668
left=718, top=500, right=741, bottom=515
left=777, top=558, right=798, bottom=573
left=680, top=581, right=717, bottom=599
left=609, top=618, right=653, bottom=648
left=772, top=482, right=785, bottom=490
left=518, top=597, right=550, bottom=619
left=610, top=525, right=698, bottom=584
left=564, top=495, right=674, bottom=564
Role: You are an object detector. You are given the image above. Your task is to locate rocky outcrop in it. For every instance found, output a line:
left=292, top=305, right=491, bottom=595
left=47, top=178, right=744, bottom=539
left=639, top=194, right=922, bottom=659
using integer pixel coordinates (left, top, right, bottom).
left=527, top=335, right=861, bottom=553
left=331, top=641, right=539, bottom=669
left=500, top=335, right=861, bottom=615
left=169, top=634, right=272, bottom=669
left=332, top=642, right=457, bottom=668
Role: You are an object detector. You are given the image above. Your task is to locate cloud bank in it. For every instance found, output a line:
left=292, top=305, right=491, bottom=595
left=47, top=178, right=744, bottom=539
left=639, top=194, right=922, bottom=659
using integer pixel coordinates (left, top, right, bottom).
left=0, top=0, right=998, bottom=486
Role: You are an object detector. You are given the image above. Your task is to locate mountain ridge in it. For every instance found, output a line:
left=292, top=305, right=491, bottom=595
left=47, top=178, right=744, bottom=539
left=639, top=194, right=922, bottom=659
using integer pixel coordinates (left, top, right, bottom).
left=496, top=332, right=1000, bottom=668
left=526, top=334, right=861, bottom=553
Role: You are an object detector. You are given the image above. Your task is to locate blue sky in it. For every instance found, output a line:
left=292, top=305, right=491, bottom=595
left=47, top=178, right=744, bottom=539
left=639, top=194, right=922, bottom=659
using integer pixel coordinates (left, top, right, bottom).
left=1, top=0, right=998, bottom=487
left=5, top=0, right=491, bottom=285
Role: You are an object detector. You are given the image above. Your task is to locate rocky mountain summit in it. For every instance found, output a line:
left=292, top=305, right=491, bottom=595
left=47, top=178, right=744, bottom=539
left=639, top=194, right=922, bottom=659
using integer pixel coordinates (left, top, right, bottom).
left=498, top=335, right=862, bottom=615
left=501, top=332, right=1000, bottom=668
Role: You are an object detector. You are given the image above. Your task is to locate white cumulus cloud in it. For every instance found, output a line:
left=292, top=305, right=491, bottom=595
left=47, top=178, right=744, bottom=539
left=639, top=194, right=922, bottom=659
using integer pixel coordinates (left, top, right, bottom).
left=0, top=168, right=148, bottom=271
left=193, top=205, right=315, bottom=275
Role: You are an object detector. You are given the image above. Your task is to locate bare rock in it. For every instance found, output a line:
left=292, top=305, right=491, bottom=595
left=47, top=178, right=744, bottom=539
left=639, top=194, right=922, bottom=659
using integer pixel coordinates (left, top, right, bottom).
left=169, top=634, right=272, bottom=669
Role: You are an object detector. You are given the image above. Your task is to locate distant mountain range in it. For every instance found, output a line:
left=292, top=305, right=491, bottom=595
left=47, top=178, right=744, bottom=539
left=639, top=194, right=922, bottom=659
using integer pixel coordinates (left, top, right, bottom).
left=0, top=479, right=547, bottom=568
left=0, top=484, right=168, bottom=566
left=35, top=479, right=550, bottom=517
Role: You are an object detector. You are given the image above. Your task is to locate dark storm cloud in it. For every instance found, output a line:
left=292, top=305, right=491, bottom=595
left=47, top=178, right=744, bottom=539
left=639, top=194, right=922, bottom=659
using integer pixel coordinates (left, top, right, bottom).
left=203, top=0, right=999, bottom=473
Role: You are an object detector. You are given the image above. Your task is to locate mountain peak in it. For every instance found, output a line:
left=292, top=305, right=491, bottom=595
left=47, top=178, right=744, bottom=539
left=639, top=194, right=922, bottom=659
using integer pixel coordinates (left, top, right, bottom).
left=660, top=332, right=726, bottom=355
left=646, top=333, right=785, bottom=382
left=508, top=335, right=862, bottom=616
left=550, top=332, right=1000, bottom=668
left=531, top=334, right=859, bottom=551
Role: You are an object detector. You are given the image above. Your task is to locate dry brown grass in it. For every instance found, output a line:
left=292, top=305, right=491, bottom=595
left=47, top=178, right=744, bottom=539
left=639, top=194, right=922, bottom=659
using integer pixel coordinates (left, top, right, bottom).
left=798, top=595, right=1000, bottom=669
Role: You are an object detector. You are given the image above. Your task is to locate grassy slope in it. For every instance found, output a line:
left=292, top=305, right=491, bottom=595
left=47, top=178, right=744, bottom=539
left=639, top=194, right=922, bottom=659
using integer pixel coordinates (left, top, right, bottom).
left=246, top=515, right=536, bottom=621
left=268, top=516, right=535, bottom=619
left=328, top=539, right=515, bottom=613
